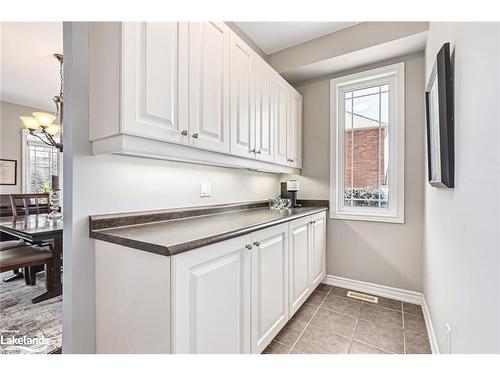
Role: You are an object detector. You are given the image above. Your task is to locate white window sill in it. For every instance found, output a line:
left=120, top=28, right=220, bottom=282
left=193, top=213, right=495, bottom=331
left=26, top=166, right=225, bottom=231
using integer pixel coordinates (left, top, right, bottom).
left=330, top=211, right=404, bottom=224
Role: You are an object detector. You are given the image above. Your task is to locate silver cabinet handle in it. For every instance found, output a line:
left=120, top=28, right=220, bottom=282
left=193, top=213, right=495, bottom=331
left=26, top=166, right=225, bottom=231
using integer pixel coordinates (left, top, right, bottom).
left=192, top=133, right=199, bottom=138
left=255, top=150, right=262, bottom=154
left=253, top=241, right=260, bottom=247
left=245, top=244, right=252, bottom=250
left=181, top=130, right=188, bottom=136
left=287, top=158, right=294, bottom=162
left=250, top=149, right=256, bottom=153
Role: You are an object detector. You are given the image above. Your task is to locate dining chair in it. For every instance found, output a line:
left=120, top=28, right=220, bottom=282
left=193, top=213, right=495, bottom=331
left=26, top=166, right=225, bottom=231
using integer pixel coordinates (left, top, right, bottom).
left=7, top=193, right=52, bottom=285
left=0, top=246, right=53, bottom=300
left=9, top=193, right=50, bottom=217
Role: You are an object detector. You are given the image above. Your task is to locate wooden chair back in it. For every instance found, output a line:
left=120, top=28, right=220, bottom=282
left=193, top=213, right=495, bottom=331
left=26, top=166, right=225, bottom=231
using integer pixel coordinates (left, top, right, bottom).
left=9, top=193, right=50, bottom=217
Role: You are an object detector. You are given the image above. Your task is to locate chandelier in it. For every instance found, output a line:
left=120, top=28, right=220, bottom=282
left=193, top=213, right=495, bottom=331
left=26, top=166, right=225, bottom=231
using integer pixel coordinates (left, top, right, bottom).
left=20, top=53, right=64, bottom=152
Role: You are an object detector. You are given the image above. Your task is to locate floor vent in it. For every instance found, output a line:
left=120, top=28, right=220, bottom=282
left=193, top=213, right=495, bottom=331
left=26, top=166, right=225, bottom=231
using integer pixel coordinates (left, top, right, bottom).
left=347, top=291, right=379, bottom=303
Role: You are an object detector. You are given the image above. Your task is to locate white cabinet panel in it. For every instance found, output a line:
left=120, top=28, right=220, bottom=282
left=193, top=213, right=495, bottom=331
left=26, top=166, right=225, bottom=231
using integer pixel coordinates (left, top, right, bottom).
left=310, top=211, right=326, bottom=288
left=253, top=60, right=274, bottom=163
left=274, top=78, right=289, bottom=166
left=289, top=216, right=312, bottom=316
left=90, top=23, right=302, bottom=173
left=230, top=33, right=255, bottom=158
left=251, top=223, right=289, bottom=353
left=172, top=236, right=251, bottom=354
left=188, top=22, right=230, bottom=153
left=287, top=90, right=302, bottom=168
left=122, top=22, right=188, bottom=142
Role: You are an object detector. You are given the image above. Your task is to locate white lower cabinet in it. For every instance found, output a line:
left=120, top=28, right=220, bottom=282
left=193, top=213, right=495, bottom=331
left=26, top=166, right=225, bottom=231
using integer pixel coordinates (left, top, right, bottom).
left=289, top=216, right=313, bottom=316
left=310, top=211, right=327, bottom=288
left=170, top=211, right=326, bottom=354
left=251, top=223, right=289, bottom=353
left=171, top=235, right=252, bottom=354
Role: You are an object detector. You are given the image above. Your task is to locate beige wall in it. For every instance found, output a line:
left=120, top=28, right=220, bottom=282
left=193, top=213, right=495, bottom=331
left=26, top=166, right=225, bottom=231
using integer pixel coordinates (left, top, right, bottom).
left=423, top=22, right=500, bottom=353
left=290, top=52, right=425, bottom=292
left=0, top=101, right=45, bottom=194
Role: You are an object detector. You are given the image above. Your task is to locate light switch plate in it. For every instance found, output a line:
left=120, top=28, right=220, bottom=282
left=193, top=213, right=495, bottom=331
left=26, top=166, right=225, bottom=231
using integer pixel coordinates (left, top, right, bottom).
left=200, top=181, right=211, bottom=197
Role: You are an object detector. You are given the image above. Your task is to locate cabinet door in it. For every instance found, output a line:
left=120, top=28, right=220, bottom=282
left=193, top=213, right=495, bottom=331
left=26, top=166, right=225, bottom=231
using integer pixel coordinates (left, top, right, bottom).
left=289, top=216, right=312, bottom=316
left=310, top=211, right=326, bottom=288
left=253, top=60, right=274, bottom=163
left=251, top=223, right=289, bottom=353
left=274, top=78, right=289, bottom=166
left=171, top=235, right=252, bottom=354
left=188, top=22, right=230, bottom=153
left=122, top=22, right=188, bottom=142
left=287, top=90, right=303, bottom=168
left=230, top=32, right=255, bottom=158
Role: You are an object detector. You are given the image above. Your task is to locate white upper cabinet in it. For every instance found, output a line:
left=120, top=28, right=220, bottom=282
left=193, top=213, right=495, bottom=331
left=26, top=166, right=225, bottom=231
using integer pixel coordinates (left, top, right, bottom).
left=89, top=22, right=302, bottom=173
left=188, top=22, right=230, bottom=153
left=251, top=223, right=289, bottom=353
left=229, top=32, right=255, bottom=158
left=122, top=22, right=189, bottom=143
left=171, top=235, right=252, bottom=354
left=253, top=58, right=274, bottom=163
left=274, top=78, right=289, bottom=166
left=287, top=89, right=303, bottom=169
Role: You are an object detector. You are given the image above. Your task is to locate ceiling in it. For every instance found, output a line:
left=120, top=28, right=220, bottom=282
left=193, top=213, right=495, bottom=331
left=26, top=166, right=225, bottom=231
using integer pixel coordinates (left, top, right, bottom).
left=1, top=22, right=63, bottom=111
left=235, top=22, right=359, bottom=55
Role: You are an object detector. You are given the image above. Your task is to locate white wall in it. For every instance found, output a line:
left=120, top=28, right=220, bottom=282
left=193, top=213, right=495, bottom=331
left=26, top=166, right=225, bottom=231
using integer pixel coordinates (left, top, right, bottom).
left=62, top=22, right=280, bottom=353
left=0, top=101, right=45, bottom=194
left=423, top=22, right=500, bottom=353
left=288, top=52, right=425, bottom=292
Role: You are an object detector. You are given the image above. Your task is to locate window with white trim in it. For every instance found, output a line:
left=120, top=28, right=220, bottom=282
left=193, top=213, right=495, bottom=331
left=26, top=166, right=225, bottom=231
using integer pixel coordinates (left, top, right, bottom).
left=22, top=130, right=62, bottom=193
left=330, top=63, right=405, bottom=223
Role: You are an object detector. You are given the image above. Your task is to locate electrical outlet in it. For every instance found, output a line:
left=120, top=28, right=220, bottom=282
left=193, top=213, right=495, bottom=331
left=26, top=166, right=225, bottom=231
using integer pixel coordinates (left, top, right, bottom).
left=200, top=181, right=211, bottom=197
left=446, top=323, right=452, bottom=354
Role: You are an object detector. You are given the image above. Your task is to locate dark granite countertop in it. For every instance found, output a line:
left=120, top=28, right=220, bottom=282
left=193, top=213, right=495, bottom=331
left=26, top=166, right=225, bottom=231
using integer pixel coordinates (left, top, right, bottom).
left=89, top=201, right=328, bottom=257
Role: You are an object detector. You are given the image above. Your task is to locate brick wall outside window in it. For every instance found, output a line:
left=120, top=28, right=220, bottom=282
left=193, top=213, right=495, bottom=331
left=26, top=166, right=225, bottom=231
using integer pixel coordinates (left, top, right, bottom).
left=344, top=127, right=386, bottom=189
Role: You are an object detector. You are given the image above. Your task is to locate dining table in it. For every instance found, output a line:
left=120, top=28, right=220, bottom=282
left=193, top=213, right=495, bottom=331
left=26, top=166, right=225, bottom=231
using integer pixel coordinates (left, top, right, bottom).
left=0, top=214, right=63, bottom=303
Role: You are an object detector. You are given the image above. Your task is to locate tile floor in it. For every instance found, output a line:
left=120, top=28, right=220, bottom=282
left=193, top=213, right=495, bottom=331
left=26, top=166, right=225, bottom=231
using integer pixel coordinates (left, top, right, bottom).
left=264, top=283, right=431, bottom=354
left=0, top=270, right=62, bottom=354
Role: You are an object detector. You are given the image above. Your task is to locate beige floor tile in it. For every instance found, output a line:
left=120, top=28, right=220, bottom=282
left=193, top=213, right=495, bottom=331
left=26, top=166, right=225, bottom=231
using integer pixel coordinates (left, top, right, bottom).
left=263, top=340, right=290, bottom=354
left=315, top=283, right=332, bottom=294
left=353, top=320, right=404, bottom=354
left=359, top=303, right=403, bottom=330
left=366, top=296, right=402, bottom=311
left=330, top=286, right=350, bottom=298
left=293, top=303, right=318, bottom=324
left=405, top=333, right=431, bottom=354
left=404, top=313, right=427, bottom=336
left=321, top=294, right=362, bottom=317
left=305, top=291, right=328, bottom=306
left=293, top=325, right=350, bottom=354
left=309, top=307, right=357, bottom=337
left=274, top=318, right=307, bottom=347
left=403, top=302, right=424, bottom=317
left=348, top=341, right=391, bottom=354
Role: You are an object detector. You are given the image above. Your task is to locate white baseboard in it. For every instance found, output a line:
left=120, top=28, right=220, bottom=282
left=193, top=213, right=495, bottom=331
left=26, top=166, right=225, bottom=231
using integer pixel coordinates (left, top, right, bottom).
left=323, top=274, right=439, bottom=354
left=422, top=296, right=440, bottom=354
left=323, top=274, right=423, bottom=304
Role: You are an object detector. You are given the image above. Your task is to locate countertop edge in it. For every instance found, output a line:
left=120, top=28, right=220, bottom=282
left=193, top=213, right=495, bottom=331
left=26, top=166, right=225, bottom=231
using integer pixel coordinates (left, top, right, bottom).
left=89, top=206, right=327, bottom=257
